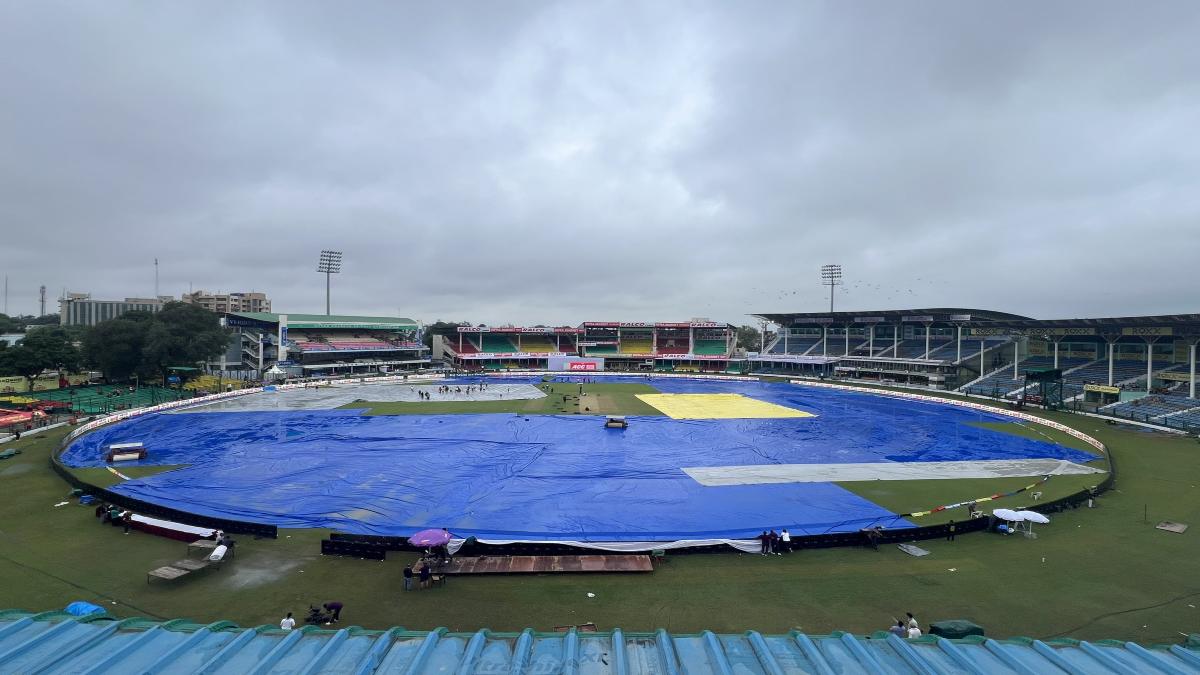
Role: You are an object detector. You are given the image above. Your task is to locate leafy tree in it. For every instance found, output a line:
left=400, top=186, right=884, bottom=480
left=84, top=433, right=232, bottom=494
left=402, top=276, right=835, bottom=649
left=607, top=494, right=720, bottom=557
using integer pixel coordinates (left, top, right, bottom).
left=0, top=313, right=18, bottom=333
left=0, top=326, right=80, bottom=387
left=83, top=315, right=149, bottom=381
left=25, top=314, right=62, bottom=327
left=422, top=320, right=471, bottom=349
left=139, top=302, right=229, bottom=381
left=735, top=325, right=762, bottom=351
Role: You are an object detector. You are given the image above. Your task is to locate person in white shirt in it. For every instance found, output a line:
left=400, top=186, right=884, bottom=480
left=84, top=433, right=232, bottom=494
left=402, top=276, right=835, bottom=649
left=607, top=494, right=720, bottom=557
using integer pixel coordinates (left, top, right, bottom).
left=907, top=626, right=922, bottom=639
left=906, top=612, right=919, bottom=630
left=280, top=612, right=295, bottom=630
left=780, top=529, right=791, bottom=553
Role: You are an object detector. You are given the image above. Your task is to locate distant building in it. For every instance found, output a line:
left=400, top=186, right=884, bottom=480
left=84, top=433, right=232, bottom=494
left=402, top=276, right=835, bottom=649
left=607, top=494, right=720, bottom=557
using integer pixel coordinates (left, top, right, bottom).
left=182, top=290, right=271, bottom=314
left=59, top=293, right=171, bottom=327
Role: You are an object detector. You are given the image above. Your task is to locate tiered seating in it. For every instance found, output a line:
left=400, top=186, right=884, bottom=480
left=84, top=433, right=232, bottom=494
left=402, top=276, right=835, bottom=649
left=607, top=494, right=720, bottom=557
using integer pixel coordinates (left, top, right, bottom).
left=1061, top=360, right=1172, bottom=399
left=557, top=337, right=577, bottom=353
left=586, top=344, right=619, bottom=355
left=518, top=336, right=558, bottom=353
left=480, top=334, right=517, bottom=352
left=922, top=341, right=958, bottom=360
left=620, top=338, right=654, bottom=354
left=1170, top=408, right=1200, bottom=429
left=1105, top=395, right=1199, bottom=420
left=656, top=339, right=690, bottom=355
left=768, top=338, right=821, bottom=354
left=960, top=356, right=1056, bottom=396
left=453, top=337, right=479, bottom=354
left=693, top=339, right=728, bottom=356
left=892, top=340, right=933, bottom=359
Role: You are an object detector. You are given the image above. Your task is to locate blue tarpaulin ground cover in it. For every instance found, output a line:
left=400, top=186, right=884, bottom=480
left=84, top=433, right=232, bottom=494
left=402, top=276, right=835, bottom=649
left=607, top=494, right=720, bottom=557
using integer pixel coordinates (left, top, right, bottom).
left=60, top=378, right=1097, bottom=540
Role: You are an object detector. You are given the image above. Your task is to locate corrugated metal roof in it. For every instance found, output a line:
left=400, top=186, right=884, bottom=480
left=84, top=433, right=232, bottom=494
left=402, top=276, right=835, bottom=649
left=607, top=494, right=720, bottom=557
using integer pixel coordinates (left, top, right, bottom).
left=1, top=609, right=1198, bottom=674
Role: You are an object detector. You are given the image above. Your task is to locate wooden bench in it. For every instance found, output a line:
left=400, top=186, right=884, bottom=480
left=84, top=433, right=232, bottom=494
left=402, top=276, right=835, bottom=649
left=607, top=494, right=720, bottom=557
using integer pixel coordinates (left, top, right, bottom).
left=147, top=566, right=190, bottom=584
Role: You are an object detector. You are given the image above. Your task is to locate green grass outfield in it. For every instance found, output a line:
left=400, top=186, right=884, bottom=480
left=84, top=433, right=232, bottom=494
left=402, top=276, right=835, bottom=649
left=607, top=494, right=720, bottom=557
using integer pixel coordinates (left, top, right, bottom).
left=1, top=385, right=1197, bottom=642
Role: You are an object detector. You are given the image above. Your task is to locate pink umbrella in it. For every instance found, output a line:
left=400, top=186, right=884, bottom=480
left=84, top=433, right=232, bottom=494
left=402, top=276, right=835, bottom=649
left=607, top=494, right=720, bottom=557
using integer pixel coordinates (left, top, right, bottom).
left=408, top=528, right=452, bottom=547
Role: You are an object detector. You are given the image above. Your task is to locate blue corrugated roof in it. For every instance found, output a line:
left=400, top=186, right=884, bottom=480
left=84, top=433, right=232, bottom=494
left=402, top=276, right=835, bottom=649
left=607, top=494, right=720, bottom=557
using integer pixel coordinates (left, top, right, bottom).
left=1, top=609, right=1198, bottom=674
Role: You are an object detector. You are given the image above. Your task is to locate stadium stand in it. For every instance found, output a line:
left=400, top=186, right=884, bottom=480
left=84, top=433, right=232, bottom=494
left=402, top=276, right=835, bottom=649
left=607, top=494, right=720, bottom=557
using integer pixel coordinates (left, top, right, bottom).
left=453, top=336, right=480, bottom=354
left=586, top=344, right=619, bottom=355
left=481, top=334, right=518, bottom=353
left=656, top=340, right=690, bottom=354
left=1060, top=359, right=1174, bottom=399
left=1103, top=394, right=1200, bottom=420
left=692, top=339, right=728, bottom=356
left=517, top=336, right=558, bottom=353
left=619, top=338, right=654, bottom=354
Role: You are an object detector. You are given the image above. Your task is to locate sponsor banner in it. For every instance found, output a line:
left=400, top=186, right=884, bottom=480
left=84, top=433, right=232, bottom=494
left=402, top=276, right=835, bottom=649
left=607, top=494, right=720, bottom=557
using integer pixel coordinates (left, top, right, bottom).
left=1048, top=327, right=1095, bottom=336
left=583, top=322, right=620, bottom=328
left=947, top=314, right=972, bottom=321
left=1084, top=383, right=1121, bottom=395
left=578, top=341, right=617, bottom=347
left=458, top=326, right=489, bottom=333
left=0, top=376, right=27, bottom=393
left=657, top=354, right=729, bottom=361
left=1123, top=327, right=1173, bottom=337
left=656, top=322, right=690, bottom=328
left=791, top=318, right=828, bottom=325
left=970, top=327, right=1019, bottom=336
left=1158, top=371, right=1194, bottom=383
left=619, top=322, right=653, bottom=328
left=547, top=356, right=604, bottom=371
left=690, top=322, right=725, bottom=328
left=855, top=316, right=885, bottom=323
left=902, top=315, right=934, bottom=323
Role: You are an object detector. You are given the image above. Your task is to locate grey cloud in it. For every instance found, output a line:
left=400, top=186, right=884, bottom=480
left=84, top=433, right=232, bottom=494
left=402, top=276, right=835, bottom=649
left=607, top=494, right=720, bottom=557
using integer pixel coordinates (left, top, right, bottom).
left=1, top=2, right=1197, bottom=325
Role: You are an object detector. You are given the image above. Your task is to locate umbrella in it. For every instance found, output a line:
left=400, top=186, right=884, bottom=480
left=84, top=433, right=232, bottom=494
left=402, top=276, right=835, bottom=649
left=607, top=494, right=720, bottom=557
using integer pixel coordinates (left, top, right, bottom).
left=992, top=508, right=1025, bottom=522
left=1017, top=510, right=1050, bottom=536
left=408, top=528, right=452, bottom=547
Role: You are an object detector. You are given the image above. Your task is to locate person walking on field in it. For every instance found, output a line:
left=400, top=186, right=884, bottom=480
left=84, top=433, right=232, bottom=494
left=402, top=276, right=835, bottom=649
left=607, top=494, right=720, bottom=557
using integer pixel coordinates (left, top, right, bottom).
left=758, top=531, right=769, bottom=555
left=403, top=565, right=414, bottom=591
left=280, top=613, right=296, bottom=630
left=780, top=528, right=791, bottom=553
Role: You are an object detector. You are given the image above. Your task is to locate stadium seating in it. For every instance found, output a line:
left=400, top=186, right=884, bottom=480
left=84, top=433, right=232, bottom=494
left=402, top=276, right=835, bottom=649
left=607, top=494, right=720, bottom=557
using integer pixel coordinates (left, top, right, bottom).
left=586, top=345, right=619, bottom=355
left=1060, top=359, right=1175, bottom=399
left=620, top=338, right=654, bottom=354
left=692, top=339, right=728, bottom=356
left=517, top=336, right=558, bottom=353
left=453, top=337, right=480, bottom=354
left=481, top=335, right=518, bottom=352
left=1103, top=394, right=1200, bottom=421
left=656, top=339, right=690, bottom=355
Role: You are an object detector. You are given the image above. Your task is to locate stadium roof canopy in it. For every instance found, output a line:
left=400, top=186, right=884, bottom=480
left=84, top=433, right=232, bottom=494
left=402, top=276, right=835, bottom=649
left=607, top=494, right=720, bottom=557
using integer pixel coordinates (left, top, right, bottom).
left=226, top=312, right=419, bottom=330
left=754, top=308, right=1033, bottom=324
left=755, top=308, right=1200, bottom=334
left=4, top=609, right=1199, bottom=674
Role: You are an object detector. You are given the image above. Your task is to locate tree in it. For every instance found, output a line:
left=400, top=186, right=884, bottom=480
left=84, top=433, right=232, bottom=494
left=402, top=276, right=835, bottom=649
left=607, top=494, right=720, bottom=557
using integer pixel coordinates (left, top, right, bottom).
left=0, top=313, right=18, bottom=333
left=736, top=325, right=762, bottom=351
left=0, top=326, right=80, bottom=388
left=83, top=315, right=150, bottom=381
left=139, top=302, right=229, bottom=381
left=422, top=320, right=471, bottom=349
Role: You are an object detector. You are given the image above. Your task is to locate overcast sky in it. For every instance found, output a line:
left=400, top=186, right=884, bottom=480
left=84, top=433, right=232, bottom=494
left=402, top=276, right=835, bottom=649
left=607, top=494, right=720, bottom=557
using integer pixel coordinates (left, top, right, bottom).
left=1, top=2, right=1198, bottom=326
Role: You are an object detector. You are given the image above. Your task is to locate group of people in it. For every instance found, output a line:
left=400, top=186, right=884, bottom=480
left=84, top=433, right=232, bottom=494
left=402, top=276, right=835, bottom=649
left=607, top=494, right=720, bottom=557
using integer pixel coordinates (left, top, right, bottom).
left=886, top=612, right=923, bottom=639
left=279, top=602, right=343, bottom=630
left=756, top=529, right=791, bottom=554
left=94, top=502, right=130, bottom=533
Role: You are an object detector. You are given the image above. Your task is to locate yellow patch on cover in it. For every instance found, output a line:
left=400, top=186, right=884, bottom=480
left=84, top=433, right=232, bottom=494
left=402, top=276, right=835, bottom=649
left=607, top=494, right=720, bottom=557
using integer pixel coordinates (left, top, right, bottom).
left=635, top=393, right=815, bottom=420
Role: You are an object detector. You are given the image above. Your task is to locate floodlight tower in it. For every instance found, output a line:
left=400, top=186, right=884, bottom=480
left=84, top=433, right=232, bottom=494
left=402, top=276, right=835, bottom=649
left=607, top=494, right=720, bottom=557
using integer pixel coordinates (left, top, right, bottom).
left=820, top=264, right=843, bottom=313
left=317, top=250, right=343, bottom=315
